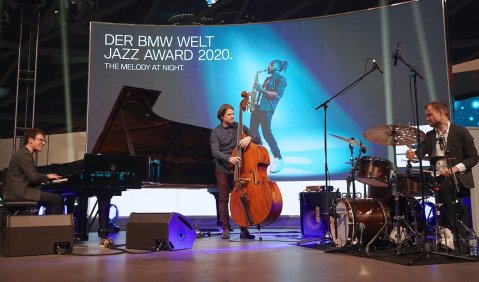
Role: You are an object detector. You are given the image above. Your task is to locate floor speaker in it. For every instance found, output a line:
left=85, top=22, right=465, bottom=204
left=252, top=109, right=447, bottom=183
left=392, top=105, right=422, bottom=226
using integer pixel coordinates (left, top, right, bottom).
left=299, top=191, right=339, bottom=237
left=126, top=212, right=196, bottom=251
left=1, top=214, right=73, bottom=257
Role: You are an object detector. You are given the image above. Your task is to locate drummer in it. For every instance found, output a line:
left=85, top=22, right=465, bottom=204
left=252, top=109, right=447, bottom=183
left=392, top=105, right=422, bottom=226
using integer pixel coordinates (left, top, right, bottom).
left=405, top=100, right=478, bottom=246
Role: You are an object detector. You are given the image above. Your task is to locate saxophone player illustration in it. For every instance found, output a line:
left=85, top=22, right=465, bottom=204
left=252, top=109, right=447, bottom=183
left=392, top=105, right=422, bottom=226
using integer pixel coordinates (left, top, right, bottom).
left=249, top=59, right=288, bottom=173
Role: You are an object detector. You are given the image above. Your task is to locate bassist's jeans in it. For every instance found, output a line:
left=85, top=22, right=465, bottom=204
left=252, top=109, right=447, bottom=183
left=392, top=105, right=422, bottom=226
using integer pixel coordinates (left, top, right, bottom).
left=215, top=170, right=233, bottom=230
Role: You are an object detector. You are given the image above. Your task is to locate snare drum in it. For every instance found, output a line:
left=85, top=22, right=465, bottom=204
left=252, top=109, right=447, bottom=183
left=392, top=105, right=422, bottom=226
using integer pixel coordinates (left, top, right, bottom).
left=356, top=156, right=393, bottom=188
left=396, top=174, right=430, bottom=196
left=330, top=198, right=390, bottom=247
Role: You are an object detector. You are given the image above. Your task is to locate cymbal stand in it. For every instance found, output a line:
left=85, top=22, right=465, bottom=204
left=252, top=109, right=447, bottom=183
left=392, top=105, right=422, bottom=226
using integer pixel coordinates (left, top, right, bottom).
left=327, top=146, right=365, bottom=252
left=428, top=165, right=443, bottom=252
left=442, top=143, right=464, bottom=254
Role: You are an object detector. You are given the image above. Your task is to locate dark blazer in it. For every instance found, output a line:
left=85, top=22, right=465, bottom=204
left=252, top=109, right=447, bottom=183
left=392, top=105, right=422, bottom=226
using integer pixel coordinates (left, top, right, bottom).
left=3, top=147, right=49, bottom=201
left=417, top=123, right=478, bottom=189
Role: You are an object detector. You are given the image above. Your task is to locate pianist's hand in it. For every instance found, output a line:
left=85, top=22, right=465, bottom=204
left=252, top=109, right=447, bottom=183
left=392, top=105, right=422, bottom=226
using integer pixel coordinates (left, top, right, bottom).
left=47, top=173, right=62, bottom=180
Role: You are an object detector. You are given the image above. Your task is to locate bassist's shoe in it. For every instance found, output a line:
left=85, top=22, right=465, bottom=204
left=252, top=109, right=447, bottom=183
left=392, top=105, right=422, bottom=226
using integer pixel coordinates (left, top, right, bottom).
left=221, top=229, right=230, bottom=240
left=240, top=228, right=255, bottom=240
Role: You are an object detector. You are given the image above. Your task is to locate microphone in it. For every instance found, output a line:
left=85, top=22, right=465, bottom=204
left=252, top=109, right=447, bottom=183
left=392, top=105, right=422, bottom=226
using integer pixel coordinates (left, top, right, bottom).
left=438, top=136, right=445, bottom=151
left=393, top=43, right=400, bottom=66
left=372, top=59, right=383, bottom=74
left=257, top=69, right=267, bottom=73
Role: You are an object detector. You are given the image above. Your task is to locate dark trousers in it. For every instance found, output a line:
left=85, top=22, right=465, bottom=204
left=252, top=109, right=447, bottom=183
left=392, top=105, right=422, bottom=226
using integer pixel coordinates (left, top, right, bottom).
left=437, top=177, right=463, bottom=229
left=39, top=191, right=64, bottom=215
left=215, top=170, right=233, bottom=230
left=250, top=108, right=281, bottom=159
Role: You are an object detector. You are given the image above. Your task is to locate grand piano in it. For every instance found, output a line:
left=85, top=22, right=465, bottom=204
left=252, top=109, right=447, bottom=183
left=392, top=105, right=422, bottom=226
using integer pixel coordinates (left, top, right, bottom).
left=39, top=86, right=217, bottom=240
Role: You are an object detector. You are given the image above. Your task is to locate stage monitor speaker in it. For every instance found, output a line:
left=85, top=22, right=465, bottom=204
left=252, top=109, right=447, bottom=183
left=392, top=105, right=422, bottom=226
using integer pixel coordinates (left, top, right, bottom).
left=300, top=191, right=339, bottom=237
left=1, top=214, right=73, bottom=257
left=126, top=212, right=195, bottom=251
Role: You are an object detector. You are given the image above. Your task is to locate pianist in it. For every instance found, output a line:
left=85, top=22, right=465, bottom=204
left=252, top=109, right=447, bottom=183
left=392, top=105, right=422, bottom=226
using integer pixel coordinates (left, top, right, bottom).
left=210, top=104, right=261, bottom=240
left=2, top=128, right=64, bottom=214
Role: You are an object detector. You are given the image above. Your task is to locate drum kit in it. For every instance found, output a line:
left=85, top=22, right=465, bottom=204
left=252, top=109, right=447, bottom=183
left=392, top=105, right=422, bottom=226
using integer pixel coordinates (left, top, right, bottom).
left=329, top=123, right=435, bottom=253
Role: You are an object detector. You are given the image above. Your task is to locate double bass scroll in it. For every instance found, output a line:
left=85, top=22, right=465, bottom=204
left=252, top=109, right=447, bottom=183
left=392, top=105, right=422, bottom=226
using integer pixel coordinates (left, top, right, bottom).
left=229, top=91, right=283, bottom=228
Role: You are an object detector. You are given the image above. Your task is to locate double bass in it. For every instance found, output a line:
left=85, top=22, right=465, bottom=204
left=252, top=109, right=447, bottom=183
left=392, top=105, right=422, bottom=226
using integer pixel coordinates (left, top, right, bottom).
left=229, top=91, right=283, bottom=228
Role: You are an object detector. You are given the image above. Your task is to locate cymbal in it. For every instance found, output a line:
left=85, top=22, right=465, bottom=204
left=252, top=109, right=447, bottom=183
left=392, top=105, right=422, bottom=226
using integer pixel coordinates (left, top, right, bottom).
left=363, top=124, right=425, bottom=146
left=330, top=134, right=361, bottom=147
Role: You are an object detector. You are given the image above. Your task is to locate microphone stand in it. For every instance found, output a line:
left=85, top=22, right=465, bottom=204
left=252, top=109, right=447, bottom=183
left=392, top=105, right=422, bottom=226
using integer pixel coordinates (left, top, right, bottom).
left=314, top=66, right=378, bottom=251
left=442, top=142, right=464, bottom=254
left=315, top=67, right=378, bottom=188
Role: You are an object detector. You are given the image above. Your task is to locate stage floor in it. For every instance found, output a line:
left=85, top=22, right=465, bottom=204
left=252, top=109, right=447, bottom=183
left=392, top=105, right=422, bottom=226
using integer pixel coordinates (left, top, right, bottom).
left=0, top=229, right=477, bottom=282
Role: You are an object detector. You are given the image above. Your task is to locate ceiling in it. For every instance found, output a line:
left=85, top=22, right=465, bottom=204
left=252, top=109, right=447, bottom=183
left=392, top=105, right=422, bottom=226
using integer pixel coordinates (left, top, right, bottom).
left=0, top=0, right=478, bottom=138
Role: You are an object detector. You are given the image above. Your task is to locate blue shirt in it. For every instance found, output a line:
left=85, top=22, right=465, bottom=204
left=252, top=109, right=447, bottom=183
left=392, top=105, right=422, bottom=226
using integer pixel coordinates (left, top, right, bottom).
left=258, top=72, right=287, bottom=112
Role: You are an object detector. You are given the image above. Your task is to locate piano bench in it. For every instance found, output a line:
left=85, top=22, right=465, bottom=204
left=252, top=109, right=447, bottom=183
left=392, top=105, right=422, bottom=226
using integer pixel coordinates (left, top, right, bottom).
left=1, top=201, right=39, bottom=216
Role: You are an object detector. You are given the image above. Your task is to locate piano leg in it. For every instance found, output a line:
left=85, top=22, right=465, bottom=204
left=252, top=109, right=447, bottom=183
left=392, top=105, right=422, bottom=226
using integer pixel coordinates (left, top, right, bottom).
left=75, top=195, right=90, bottom=241
left=97, top=194, right=113, bottom=239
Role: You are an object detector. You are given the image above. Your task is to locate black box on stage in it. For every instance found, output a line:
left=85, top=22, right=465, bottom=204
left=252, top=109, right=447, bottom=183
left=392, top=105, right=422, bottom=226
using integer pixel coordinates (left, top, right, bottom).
left=1, top=214, right=73, bottom=257
left=126, top=212, right=196, bottom=251
left=299, top=191, right=339, bottom=237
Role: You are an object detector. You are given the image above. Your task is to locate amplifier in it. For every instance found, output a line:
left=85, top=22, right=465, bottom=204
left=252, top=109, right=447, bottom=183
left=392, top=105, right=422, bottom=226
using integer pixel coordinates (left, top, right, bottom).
left=299, top=191, right=339, bottom=237
left=1, top=214, right=73, bottom=257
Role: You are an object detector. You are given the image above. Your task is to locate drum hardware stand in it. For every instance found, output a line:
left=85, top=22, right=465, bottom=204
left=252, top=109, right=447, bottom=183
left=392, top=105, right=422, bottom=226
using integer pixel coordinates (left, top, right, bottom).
left=408, top=153, right=474, bottom=263
left=364, top=130, right=417, bottom=255
left=441, top=141, right=465, bottom=254
left=364, top=170, right=419, bottom=256
left=326, top=146, right=366, bottom=252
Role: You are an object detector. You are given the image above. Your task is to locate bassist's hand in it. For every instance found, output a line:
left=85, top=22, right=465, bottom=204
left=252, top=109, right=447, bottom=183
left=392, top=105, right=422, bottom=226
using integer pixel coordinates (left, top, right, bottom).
left=229, top=156, right=241, bottom=165
left=239, top=136, right=252, bottom=149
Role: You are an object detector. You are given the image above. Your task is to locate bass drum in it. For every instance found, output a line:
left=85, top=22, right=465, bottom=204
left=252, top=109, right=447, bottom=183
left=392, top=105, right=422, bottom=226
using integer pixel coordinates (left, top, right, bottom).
left=330, top=198, right=390, bottom=247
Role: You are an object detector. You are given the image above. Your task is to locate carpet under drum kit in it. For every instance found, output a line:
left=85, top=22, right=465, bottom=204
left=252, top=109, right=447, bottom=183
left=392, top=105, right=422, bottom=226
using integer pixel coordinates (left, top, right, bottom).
left=298, top=124, right=479, bottom=263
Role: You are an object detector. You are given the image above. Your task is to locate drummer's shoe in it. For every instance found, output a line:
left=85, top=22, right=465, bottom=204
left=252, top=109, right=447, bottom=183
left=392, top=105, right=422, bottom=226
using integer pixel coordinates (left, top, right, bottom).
left=389, top=226, right=407, bottom=243
left=240, top=227, right=255, bottom=239
left=438, top=227, right=454, bottom=250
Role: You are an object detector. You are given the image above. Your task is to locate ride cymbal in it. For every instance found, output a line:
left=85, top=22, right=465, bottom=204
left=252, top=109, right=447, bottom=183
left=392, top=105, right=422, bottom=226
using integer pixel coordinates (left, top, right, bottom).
left=363, top=124, right=425, bottom=146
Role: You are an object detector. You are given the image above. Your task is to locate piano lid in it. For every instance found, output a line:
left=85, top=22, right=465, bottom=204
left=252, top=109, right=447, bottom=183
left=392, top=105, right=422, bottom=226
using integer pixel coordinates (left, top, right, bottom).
left=91, top=85, right=215, bottom=185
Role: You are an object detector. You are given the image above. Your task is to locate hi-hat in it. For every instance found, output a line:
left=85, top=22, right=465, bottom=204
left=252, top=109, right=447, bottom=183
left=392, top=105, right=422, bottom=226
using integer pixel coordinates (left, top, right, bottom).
left=330, top=134, right=362, bottom=147
left=363, top=124, right=425, bottom=146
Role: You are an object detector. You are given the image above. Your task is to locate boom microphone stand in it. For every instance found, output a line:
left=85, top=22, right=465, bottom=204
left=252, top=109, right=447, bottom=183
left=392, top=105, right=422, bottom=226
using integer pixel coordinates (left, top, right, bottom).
left=315, top=62, right=381, bottom=250
left=315, top=63, right=380, bottom=189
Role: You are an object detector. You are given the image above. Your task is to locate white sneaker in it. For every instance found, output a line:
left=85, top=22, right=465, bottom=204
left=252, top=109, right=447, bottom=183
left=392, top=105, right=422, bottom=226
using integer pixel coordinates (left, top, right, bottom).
left=269, top=158, right=284, bottom=173
left=439, top=227, right=455, bottom=250
left=389, top=226, right=407, bottom=242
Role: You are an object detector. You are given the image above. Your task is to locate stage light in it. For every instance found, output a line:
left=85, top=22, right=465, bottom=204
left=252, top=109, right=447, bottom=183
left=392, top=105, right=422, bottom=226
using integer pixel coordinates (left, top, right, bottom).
left=206, top=0, right=217, bottom=7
